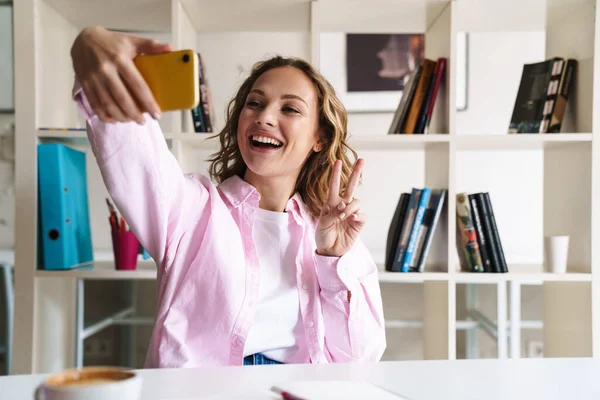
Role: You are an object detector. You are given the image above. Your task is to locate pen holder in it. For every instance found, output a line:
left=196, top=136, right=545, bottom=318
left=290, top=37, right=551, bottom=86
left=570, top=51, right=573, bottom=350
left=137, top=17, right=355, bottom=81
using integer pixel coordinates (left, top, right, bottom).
left=111, top=231, right=139, bottom=271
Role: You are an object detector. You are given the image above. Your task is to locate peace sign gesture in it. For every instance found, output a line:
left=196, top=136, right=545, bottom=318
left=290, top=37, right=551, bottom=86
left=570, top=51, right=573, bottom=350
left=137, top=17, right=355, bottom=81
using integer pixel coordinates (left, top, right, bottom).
left=315, top=158, right=366, bottom=258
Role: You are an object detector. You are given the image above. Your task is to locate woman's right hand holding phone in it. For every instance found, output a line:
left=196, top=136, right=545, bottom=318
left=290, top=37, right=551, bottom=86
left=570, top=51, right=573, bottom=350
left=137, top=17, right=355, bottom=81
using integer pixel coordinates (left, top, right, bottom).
left=70, top=26, right=172, bottom=124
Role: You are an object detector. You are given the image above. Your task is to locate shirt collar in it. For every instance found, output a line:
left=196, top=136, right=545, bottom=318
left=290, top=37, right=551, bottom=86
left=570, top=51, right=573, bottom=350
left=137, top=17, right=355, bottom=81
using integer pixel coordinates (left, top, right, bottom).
left=286, top=192, right=312, bottom=222
left=218, top=175, right=259, bottom=208
left=218, top=175, right=312, bottom=221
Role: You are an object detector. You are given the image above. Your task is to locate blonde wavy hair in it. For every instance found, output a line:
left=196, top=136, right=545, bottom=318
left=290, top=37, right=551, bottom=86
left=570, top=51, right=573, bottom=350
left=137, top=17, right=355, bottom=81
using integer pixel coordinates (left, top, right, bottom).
left=208, top=55, right=357, bottom=218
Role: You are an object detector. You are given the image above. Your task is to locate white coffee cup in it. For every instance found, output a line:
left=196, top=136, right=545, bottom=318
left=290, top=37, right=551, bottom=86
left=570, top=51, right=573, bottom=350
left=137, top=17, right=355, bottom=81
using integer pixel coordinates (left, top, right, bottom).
left=544, top=235, right=570, bottom=273
left=34, top=366, right=142, bottom=400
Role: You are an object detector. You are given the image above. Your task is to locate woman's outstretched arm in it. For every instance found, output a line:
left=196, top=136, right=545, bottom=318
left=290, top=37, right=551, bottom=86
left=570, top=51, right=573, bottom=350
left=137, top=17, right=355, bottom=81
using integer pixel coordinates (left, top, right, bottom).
left=71, top=27, right=208, bottom=271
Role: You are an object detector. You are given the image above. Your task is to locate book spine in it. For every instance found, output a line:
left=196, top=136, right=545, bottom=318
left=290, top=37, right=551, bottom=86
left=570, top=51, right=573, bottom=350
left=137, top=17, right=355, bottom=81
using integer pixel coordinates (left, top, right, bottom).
left=411, top=207, right=432, bottom=271
left=392, top=188, right=421, bottom=272
left=416, top=189, right=447, bottom=272
left=423, top=58, right=447, bottom=134
left=402, top=59, right=435, bottom=134
left=414, top=61, right=439, bottom=134
left=191, top=105, right=205, bottom=132
left=402, top=188, right=432, bottom=272
left=474, top=193, right=501, bottom=273
left=197, top=52, right=213, bottom=133
left=388, top=68, right=420, bottom=134
left=385, top=193, right=410, bottom=271
left=539, top=58, right=564, bottom=133
left=456, top=193, right=484, bottom=272
left=468, top=194, right=493, bottom=272
left=547, top=59, right=577, bottom=134
left=482, top=192, right=508, bottom=273
left=396, top=67, right=422, bottom=134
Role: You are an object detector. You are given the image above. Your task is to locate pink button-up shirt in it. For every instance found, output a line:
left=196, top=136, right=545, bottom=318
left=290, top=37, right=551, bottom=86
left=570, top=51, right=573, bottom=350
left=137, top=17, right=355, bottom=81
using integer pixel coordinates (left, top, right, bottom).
left=73, top=83, right=386, bottom=368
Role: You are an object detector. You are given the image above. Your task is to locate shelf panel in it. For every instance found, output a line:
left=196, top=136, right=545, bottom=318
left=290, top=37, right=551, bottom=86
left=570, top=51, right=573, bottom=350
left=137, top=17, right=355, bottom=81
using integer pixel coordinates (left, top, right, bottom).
left=32, top=259, right=593, bottom=283
left=455, top=133, right=593, bottom=151
left=378, top=268, right=450, bottom=283
left=35, top=253, right=157, bottom=280
left=36, top=130, right=178, bottom=140
left=176, top=133, right=220, bottom=149
left=43, top=0, right=172, bottom=31
left=37, top=130, right=87, bottom=139
left=454, top=272, right=591, bottom=283
left=315, top=0, right=448, bottom=33
left=454, top=263, right=591, bottom=283
left=44, top=0, right=445, bottom=33
left=176, top=133, right=450, bottom=151
left=349, top=134, right=450, bottom=150
left=182, top=0, right=311, bottom=32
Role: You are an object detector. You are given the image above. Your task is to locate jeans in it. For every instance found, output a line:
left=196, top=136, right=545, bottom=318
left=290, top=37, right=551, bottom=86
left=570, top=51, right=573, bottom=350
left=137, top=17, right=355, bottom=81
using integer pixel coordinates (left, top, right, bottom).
left=243, top=353, right=283, bottom=365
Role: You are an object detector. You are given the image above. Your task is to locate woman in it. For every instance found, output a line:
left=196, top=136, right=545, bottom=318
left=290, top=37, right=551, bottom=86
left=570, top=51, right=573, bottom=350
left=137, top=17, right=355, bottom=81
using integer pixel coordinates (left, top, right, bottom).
left=70, top=26, right=386, bottom=367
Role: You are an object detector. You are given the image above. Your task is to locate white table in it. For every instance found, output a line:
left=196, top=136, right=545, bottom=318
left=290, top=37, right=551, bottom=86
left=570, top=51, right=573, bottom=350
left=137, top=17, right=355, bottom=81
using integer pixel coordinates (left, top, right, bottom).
left=1, top=358, right=600, bottom=399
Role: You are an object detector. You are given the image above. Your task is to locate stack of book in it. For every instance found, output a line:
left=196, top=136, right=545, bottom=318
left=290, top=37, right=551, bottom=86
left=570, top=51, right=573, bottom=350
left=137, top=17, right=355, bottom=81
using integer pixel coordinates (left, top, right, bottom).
left=508, top=57, right=577, bottom=134
left=456, top=192, right=508, bottom=273
left=385, top=188, right=447, bottom=273
left=387, top=57, right=447, bottom=135
left=190, top=52, right=216, bottom=133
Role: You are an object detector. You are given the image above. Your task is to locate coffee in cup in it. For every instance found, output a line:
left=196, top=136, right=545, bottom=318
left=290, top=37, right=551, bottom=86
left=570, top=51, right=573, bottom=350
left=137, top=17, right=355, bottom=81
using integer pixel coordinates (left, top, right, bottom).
left=34, top=366, right=142, bottom=400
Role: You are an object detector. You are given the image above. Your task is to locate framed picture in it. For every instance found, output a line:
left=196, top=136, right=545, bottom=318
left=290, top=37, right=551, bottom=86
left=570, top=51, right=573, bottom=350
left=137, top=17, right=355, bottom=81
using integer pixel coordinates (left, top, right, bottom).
left=319, top=32, right=424, bottom=113
left=0, top=3, right=13, bottom=113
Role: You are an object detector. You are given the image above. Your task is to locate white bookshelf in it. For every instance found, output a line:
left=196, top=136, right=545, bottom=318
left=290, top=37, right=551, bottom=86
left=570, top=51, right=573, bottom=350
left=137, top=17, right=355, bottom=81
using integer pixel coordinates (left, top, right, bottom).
left=12, top=0, right=600, bottom=373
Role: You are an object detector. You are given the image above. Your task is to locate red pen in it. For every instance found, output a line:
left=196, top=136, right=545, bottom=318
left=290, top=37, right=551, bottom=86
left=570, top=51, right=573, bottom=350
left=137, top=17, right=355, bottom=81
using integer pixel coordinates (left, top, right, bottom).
left=270, top=386, right=307, bottom=400
left=281, top=392, right=306, bottom=400
left=120, top=217, right=127, bottom=232
left=108, top=216, right=117, bottom=232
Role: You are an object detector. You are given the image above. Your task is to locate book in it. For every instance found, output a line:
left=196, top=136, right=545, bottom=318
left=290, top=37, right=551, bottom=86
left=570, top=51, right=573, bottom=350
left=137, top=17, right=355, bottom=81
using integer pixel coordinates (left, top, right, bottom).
left=385, top=193, right=410, bottom=272
left=508, top=59, right=556, bottom=134
left=402, top=59, right=436, bottom=134
left=402, top=188, right=431, bottom=272
left=198, top=52, right=215, bottom=132
left=415, top=57, right=447, bottom=134
left=547, top=58, right=577, bottom=133
left=191, top=52, right=216, bottom=133
left=468, top=193, right=493, bottom=272
left=387, top=66, right=421, bottom=134
left=456, top=192, right=484, bottom=272
left=414, top=189, right=447, bottom=272
left=473, top=193, right=502, bottom=273
left=391, top=188, right=421, bottom=272
left=482, top=192, right=508, bottom=273
left=539, top=57, right=565, bottom=133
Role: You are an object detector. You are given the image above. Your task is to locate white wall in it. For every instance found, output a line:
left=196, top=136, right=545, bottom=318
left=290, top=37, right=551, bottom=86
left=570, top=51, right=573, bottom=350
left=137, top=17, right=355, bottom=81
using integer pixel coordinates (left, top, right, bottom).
left=456, top=31, right=547, bottom=135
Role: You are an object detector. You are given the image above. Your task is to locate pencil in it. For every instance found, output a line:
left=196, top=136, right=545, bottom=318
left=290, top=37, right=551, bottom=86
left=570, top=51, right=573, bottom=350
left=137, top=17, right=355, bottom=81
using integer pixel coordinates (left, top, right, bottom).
left=270, top=386, right=307, bottom=400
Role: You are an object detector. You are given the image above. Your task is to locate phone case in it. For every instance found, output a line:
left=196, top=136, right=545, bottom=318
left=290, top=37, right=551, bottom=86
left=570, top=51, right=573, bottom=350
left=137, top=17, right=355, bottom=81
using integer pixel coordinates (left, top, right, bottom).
left=133, top=49, right=199, bottom=112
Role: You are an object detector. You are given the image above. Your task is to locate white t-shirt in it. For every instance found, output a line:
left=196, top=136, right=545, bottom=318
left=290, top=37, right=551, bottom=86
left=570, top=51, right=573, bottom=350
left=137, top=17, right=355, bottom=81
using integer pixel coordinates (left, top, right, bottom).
left=243, top=207, right=304, bottom=363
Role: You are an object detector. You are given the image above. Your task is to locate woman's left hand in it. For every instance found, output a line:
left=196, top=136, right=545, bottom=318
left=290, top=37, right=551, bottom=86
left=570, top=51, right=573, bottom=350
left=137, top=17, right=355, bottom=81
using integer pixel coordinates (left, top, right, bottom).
left=315, top=158, right=366, bottom=258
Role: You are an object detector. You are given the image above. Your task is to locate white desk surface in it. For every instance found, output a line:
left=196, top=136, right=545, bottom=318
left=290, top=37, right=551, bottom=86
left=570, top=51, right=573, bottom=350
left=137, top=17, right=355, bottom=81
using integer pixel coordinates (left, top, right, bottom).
left=1, top=358, right=600, bottom=399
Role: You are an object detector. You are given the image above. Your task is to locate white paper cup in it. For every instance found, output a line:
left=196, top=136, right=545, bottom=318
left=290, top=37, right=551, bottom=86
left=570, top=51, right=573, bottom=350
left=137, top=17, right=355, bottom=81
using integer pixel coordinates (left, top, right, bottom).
left=544, top=235, right=569, bottom=273
left=33, top=366, right=142, bottom=400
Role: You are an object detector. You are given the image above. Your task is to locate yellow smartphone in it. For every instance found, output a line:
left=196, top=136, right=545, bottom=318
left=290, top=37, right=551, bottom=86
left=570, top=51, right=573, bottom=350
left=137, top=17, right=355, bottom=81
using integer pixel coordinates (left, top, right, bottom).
left=133, top=49, right=199, bottom=112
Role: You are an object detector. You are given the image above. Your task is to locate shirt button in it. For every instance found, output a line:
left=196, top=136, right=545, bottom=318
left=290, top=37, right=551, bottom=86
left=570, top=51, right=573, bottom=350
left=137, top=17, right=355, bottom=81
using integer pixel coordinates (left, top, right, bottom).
left=302, top=283, right=308, bottom=290
left=308, top=321, right=314, bottom=328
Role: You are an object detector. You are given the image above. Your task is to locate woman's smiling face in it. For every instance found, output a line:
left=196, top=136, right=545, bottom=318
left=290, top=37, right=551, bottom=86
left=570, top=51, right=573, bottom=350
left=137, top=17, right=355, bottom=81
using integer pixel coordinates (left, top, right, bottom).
left=237, top=66, right=323, bottom=182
